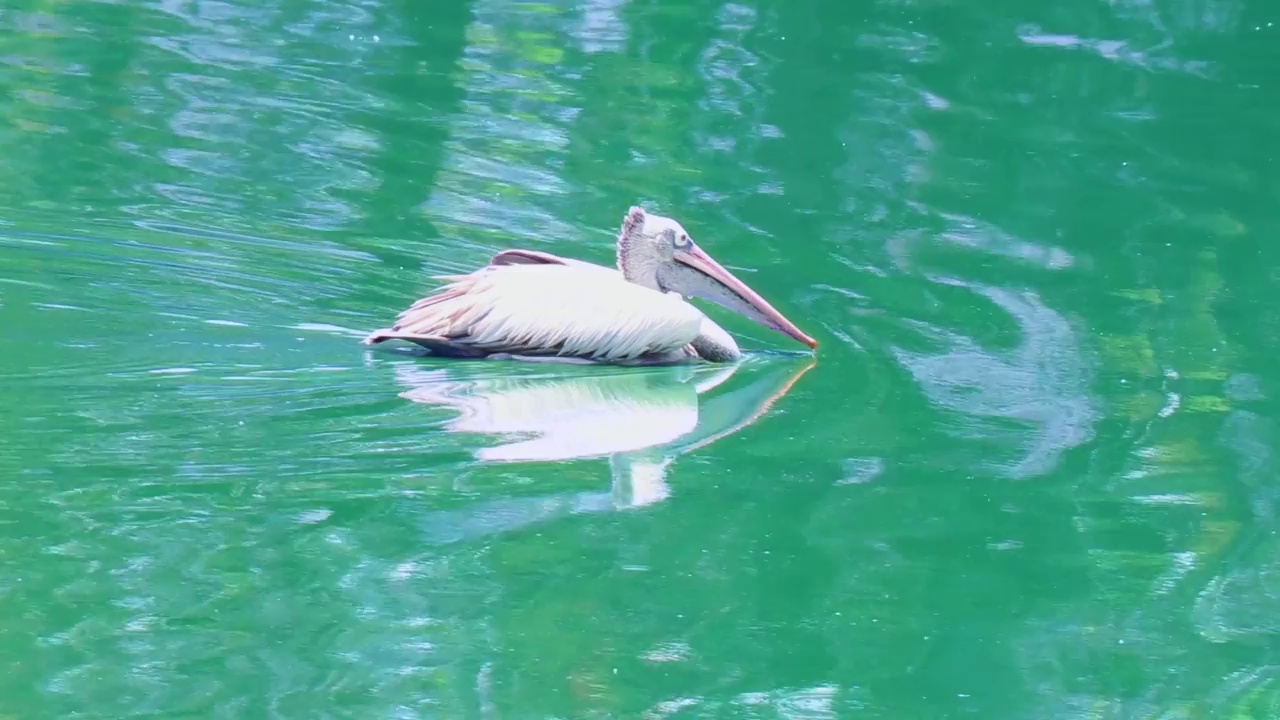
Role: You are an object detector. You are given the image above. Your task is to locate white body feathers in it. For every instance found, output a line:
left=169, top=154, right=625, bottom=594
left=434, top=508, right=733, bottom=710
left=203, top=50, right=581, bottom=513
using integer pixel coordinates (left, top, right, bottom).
left=368, top=264, right=709, bottom=362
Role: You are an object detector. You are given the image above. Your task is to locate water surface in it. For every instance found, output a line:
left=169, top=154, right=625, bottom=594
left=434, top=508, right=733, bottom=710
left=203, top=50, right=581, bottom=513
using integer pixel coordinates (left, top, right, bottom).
left=2, top=0, right=1278, bottom=717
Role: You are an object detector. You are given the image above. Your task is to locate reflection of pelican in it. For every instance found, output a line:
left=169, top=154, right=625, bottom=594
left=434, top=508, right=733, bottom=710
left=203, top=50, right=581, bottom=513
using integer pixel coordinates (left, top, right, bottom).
left=394, top=358, right=812, bottom=542
left=363, top=207, right=817, bottom=364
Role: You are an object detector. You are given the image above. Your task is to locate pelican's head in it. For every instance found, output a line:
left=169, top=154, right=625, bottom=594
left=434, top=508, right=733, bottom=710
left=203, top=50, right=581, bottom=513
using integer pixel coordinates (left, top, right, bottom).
left=615, top=206, right=818, bottom=350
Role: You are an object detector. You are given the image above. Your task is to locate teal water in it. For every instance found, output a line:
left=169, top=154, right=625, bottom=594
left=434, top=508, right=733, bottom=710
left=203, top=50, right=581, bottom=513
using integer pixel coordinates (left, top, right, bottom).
left=2, top=0, right=1279, bottom=717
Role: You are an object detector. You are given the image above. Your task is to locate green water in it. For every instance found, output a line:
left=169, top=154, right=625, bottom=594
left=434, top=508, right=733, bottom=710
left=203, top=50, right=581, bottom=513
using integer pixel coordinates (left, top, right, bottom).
left=3, top=0, right=1279, bottom=716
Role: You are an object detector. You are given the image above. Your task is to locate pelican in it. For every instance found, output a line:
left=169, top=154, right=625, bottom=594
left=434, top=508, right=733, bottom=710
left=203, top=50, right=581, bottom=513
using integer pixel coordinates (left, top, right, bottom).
left=362, top=206, right=818, bottom=364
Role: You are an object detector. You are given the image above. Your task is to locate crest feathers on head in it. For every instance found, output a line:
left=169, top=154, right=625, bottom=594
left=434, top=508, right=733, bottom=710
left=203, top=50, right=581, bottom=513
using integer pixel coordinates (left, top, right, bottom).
left=621, top=206, right=645, bottom=239
left=617, top=205, right=646, bottom=271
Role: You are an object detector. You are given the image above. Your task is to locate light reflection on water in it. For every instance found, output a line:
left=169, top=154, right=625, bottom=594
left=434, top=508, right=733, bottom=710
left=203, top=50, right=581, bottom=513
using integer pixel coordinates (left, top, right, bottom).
left=390, top=356, right=813, bottom=543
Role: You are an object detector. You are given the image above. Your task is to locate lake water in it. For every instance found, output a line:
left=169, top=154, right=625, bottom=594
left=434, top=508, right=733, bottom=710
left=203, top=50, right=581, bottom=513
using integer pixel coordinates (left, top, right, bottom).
left=2, top=0, right=1278, bottom=717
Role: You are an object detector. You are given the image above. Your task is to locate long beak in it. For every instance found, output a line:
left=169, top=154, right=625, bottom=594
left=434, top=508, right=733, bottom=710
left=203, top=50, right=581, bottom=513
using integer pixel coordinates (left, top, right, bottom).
left=673, top=245, right=818, bottom=349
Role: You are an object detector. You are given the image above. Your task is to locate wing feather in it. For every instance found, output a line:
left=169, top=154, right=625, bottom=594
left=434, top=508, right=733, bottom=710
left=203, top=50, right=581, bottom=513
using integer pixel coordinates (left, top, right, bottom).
left=365, top=264, right=703, bottom=361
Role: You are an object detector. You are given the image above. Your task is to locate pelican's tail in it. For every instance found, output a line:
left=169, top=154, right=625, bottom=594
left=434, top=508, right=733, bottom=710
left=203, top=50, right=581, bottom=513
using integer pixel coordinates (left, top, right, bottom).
left=362, top=328, right=489, bottom=357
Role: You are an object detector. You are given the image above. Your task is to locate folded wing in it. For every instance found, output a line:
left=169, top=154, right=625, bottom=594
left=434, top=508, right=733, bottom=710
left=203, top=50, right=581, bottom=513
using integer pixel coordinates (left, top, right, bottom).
left=363, top=264, right=704, bottom=362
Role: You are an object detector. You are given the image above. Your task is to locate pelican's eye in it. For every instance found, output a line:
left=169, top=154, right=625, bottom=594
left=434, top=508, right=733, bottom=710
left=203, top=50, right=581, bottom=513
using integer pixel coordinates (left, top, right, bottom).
left=674, top=231, right=692, bottom=249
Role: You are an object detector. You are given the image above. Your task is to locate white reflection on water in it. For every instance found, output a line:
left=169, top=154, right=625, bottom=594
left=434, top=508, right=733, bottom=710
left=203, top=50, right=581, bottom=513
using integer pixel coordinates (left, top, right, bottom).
left=389, top=357, right=813, bottom=544
left=572, top=0, right=628, bottom=54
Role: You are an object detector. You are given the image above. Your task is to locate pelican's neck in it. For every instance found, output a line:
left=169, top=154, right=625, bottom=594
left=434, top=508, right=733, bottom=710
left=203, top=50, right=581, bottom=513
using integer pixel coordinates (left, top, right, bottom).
left=690, top=317, right=741, bottom=361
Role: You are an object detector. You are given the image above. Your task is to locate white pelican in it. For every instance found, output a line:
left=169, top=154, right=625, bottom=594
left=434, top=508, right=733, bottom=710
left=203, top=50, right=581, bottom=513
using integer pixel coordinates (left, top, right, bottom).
left=362, top=206, right=818, bottom=364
